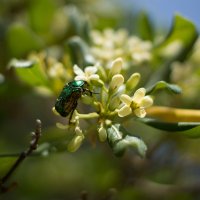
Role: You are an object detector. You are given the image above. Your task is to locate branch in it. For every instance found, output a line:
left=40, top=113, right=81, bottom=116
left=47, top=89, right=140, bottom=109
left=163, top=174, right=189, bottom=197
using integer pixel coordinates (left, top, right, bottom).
left=0, top=119, right=42, bottom=193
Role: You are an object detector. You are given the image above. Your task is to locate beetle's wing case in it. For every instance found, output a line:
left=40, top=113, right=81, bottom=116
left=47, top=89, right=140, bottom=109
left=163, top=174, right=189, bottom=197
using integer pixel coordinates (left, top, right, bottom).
left=55, top=84, right=73, bottom=117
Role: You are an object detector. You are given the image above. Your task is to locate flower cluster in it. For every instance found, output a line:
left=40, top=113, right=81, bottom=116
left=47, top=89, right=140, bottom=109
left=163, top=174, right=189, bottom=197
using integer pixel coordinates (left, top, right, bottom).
left=90, top=28, right=152, bottom=68
left=54, top=57, right=154, bottom=155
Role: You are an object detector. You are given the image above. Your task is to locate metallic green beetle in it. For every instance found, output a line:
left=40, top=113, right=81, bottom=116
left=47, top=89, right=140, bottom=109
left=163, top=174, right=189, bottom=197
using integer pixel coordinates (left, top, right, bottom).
left=55, top=80, right=92, bottom=120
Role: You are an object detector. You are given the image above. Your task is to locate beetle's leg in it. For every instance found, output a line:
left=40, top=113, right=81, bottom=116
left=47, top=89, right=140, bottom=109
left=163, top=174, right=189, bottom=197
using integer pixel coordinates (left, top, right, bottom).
left=84, top=89, right=92, bottom=96
left=69, top=101, right=78, bottom=124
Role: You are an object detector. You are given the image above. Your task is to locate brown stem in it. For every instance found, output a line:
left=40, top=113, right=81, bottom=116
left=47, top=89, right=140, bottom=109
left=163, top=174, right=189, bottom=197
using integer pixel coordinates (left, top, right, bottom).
left=0, top=119, right=42, bottom=193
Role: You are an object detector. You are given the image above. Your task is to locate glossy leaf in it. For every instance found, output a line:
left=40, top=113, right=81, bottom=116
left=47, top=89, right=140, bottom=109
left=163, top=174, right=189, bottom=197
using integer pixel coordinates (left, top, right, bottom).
left=138, top=118, right=200, bottom=132
left=146, top=81, right=182, bottom=95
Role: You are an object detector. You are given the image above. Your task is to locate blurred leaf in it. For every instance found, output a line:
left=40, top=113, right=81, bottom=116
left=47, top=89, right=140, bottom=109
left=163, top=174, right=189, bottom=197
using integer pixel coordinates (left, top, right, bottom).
left=147, top=15, right=198, bottom=86
left=107, top=124, right=147, bottom=157
left=154, top=14, right=198, bottom=60
left=6, top=23, right=43, bottom=57
left=9, top=58, right=49, bottom=87
left=0, top=158, right=16, bottom=177
left=179, top=126, right=200, bottom=138
left=66, top=36, right=95, bottom=67
left=0, top=73, right=5, bottom=84
left=28, top=0, right=56, bottom=33
left=137, top=12, right=154, bottom=41
left=146, top=81, right=182, bottom=95
left=66, top=6, right=91, bottom=42
left=138, top=118, right=200, bottom=132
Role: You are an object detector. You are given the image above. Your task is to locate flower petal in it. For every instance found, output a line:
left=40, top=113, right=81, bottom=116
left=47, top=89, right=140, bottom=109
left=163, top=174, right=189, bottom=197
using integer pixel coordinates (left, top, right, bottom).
left=133, top=88, right=146, bottom=103
left=75, top=75, right=86, bottom=81
left=140, top=96, right=153, bottom=108
left=73, top=65, right=84, bottom=76
left=134, top=108, right=146, bottom=118
left=85, top=66, right=98, bottom=75
left=89, top=74, right=100, bottom=81
left=118, top=105, right=132, bottom=117
left=120, top=94, right=132, bottom=105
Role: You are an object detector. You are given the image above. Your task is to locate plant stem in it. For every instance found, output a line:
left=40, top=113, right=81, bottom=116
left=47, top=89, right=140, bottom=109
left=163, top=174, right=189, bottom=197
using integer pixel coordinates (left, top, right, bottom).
left=147, top=106, right=200, bottom=122
left=0, top=119, right=42, bottom=193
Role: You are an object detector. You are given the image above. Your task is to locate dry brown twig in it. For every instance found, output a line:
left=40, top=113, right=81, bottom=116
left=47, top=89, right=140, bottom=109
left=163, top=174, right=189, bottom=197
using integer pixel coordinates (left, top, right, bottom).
left=0, top=119, right=42, bottom=193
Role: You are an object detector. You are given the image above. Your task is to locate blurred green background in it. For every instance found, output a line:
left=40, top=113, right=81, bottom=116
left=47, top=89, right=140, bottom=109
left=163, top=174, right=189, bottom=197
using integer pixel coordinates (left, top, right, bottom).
left=1, top=0, right=200, bottom=199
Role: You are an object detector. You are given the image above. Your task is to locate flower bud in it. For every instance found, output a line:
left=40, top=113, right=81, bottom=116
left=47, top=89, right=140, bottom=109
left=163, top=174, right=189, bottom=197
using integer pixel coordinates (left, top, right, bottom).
left=68, top=128, right=85, bottom=152
left=109, top=57, right=123, bottom=78
left=98, top=126, right=107, bottom=142
left=126, top=73, right=140, bottom=91
left=109, top=74, right=124, bottom=93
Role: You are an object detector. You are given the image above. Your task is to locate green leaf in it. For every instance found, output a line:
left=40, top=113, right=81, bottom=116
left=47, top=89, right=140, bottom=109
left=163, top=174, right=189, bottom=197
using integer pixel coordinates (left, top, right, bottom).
left=0, top=73, right=5, bottom=84
left=9, top=58, right=49, bottom=87
left=66, top=36, right=95, bottom=68
left=28, top=0, right=56, bottom=33
left=154, top=14, right=198, bottom=61
left=107, top=124, right=147, bottom=157
left=138, top=118, right=200, bottom=132
left=146, top=81, right=182, bottom=95
left=107, top=124, right=123, bottom=148
left=137, top=12, right=154, bottom=41
left=6, top=23, right=43, bottom=57
left=180, top=126, right=200, bottom=138
left=66, top=6, right=91, bottom=42
left=147, top=15, right=198, bottom=86
left=113, top=135, right=147, bottom=158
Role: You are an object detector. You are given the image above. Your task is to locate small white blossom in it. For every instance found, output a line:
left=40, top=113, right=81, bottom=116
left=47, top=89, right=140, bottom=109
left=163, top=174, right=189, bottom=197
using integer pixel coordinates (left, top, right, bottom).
left=118, top=88, right=153, bottom=118
left=127, top=36, right=152, bottom=64
left=73, top=64, right=100, bottom=82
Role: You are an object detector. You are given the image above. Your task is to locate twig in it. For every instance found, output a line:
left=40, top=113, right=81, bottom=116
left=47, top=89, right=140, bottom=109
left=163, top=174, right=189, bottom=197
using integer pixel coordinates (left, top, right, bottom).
left=0, top=119, right=42, bottom=193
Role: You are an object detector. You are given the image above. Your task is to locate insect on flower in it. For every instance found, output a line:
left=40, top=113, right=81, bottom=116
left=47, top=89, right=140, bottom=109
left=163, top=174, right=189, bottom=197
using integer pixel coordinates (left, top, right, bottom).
left=55, top=80, right=93, bottom=122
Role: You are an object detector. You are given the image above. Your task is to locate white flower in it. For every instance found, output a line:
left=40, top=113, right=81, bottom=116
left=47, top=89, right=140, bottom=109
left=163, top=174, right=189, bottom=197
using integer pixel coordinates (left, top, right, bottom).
left=118, top=88, right=153, bottom=118
left=128, top=36, right=152, bottom=64
left=73, top=64, right=100, bottom=83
